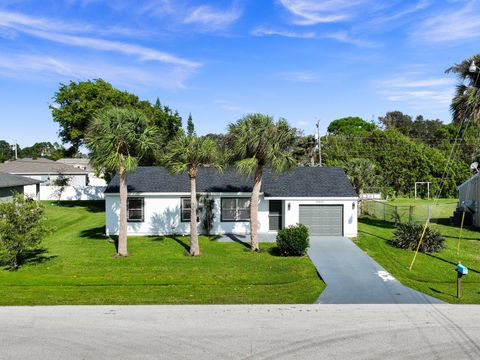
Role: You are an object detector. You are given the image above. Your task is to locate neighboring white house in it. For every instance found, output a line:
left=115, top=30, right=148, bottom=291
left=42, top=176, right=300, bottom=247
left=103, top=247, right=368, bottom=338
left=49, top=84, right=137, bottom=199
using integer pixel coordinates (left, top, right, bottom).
left=0, top=172, right=42, bottom=201
left=0, top=158, right=105, bottom=200
left=104, top=167, right=358, bottom=238
left=457, top=173, right=480, bottom=226
left=56, top=158, right=107, bottom=186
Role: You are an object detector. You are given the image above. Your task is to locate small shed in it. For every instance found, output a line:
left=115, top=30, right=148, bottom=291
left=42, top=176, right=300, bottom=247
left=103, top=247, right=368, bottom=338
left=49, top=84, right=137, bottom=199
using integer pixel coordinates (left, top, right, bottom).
left=0, top=172, right=42, bottom=200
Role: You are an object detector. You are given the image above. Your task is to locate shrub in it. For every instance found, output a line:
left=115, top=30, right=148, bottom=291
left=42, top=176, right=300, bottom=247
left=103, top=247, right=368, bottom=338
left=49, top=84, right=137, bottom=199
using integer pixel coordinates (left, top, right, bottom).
left=392, top=223, right=444, bottom=253
left=276, top=224, right=310, bottom=256
left=0, top=195, right=50, bottom=269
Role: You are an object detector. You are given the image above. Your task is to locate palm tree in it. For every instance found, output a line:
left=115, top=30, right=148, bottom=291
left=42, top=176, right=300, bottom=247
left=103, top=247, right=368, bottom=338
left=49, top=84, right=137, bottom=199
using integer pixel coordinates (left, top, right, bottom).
left=344, top=158, right=376, bottom=215
left=161, top=134, right=222, bottom=256
left=87, top=108, right=158, bottom=256
left=446, top=54, right=480, bottom=124
left=226, top=114, right=296, bottom=252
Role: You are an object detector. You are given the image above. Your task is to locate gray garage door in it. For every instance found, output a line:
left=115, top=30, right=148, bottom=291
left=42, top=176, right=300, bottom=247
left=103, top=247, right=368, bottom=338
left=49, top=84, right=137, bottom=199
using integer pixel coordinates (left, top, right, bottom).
left=299, top=205, right=343, bottom=236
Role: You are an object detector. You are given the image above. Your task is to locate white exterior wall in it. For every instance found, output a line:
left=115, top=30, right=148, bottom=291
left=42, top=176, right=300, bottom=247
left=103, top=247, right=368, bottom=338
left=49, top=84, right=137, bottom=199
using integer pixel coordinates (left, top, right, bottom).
left=88, top=173, right=107, bottom=186
left=105, top=194, right=270, bottom=236
left=23, top=184, right=105, bottom=200
left=105, top=193, right=358, bottom=238
left=458, top=174, right=480, bottom=227
left=13, top=173, right=87, bottom=186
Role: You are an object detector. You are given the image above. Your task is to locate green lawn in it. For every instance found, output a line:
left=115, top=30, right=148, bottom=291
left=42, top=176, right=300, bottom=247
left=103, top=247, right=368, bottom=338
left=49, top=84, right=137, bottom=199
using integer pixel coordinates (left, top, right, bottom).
left=364, top=197, right=457, bottom=224
left=357, top=215, right=480, bottom=304
left=0, top=201, right=324, bottom=305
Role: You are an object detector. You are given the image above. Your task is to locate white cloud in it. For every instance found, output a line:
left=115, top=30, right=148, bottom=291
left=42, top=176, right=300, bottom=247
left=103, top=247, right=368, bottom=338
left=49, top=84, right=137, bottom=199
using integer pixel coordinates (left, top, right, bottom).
left=375, top=73, right=455, bottom=109
left=415, top=1, right=480, bottom=42
left=277, top=0, right=370, bottom=25
left=280, top=71, right=318, bottom=83
left=0, top=9, right=146, bottom=37
left=321, top=31, right=378, bottom=47
left=0, top=10, right=200, bottom=68
left=139, top=1, right=242, bottom=32
left=252, top=27, right=377, bottom=47
left=213, top=99, right=242, bottom=112
left=24, top=29, right=200, bottom=68
left=184, top=5, right=241, bottom=30
left=252, top=27, right=315, bottom=38
left=0, top=52, right=190, bottom=89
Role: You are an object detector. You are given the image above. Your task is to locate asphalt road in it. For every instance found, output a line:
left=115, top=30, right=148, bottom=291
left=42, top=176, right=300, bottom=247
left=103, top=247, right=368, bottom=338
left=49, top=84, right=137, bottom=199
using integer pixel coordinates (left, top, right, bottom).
left=0, top=305, right=479, bottom=359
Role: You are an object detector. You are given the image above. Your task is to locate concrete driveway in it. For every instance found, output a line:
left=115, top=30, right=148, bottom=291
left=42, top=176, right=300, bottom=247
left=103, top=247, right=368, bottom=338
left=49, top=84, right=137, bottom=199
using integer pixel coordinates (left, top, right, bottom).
left=308, top=236, right=444, bottom=304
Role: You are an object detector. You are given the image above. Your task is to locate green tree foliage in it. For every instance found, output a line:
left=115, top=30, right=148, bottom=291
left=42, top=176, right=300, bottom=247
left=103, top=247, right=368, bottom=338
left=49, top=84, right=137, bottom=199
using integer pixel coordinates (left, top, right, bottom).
left=161, top=133, right=223, bottom=256
left=0, top=195, right=50, bottom=269
left=226, top=114, right=297, bottom=251
left=446, top=53, right=480, bottom=125
left=327, top=116, right=376, bottom=135
left=0, top=140, right=12, bottom=163
left=87, top=108, right=159, bottom=256
left=19, top=142, right=67, bottom=160
left=322, top=129, right=470, bottom=197
left=187, top=113, right=195, bottom=136
left=51, top=79, right=181, bottom=153
left=343, top=158, right=377, bottom=197
left=378, top=111, right=445, bottom=146
left=293, top=133, right=316, bottom=166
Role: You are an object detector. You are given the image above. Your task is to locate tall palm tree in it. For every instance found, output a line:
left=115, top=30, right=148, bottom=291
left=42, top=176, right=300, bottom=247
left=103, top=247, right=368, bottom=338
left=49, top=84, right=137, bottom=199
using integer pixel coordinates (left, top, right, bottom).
left=226, top=114, right=296, bottom=252
left=446, top=54, right=480, bottom=124
left=87, top=108, right=158, bottom=256
left=162, top=134, right=222, bottom=256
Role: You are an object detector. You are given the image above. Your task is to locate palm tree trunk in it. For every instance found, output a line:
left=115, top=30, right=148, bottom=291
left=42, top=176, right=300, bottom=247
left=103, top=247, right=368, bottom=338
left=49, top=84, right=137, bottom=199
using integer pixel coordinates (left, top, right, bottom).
left=118, top=167, right=128, bottom=256
left=189, top=172, right=200, bottom=256
left=250, top=165, right=263, bottom=251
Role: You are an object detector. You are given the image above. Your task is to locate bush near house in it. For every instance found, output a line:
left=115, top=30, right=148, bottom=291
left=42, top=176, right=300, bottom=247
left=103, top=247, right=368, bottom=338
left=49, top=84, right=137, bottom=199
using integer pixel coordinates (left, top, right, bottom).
left=392, top=223, right=445, bottom=253
left=276, top=224, right=310, bottom=256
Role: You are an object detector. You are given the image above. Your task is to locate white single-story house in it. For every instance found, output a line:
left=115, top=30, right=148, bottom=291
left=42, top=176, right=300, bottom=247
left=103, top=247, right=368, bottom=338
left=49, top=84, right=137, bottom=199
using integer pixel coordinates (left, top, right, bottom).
left=457, top=173, right=480, bottom=226
left=56, top=158, right=107, bottom=186
left=0, top=158, right=88, bottom=189
left=104, top=167, right=358, bottom=238
left=0, top=172, right=42, bottom=200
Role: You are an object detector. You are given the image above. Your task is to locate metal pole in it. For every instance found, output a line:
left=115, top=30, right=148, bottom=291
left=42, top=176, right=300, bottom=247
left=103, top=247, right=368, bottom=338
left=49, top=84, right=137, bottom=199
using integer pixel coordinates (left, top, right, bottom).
left=414, top=183, right=417, bottom=200
left=457, top=273, right=462, bottom=298
left=316, top=119, right=322, bottom=166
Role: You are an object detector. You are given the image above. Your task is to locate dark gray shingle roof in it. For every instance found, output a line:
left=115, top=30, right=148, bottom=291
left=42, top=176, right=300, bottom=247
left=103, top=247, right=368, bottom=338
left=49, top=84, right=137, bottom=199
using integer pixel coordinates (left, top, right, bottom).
left=105, top=167, right=357, bottom=198
left=0, top=172, right=42, bottom=188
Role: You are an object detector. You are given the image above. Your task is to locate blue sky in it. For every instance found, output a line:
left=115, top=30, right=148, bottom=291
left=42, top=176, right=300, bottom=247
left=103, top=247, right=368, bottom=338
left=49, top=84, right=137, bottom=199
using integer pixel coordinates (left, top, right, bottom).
left=0, top=0, right=479, bottom=147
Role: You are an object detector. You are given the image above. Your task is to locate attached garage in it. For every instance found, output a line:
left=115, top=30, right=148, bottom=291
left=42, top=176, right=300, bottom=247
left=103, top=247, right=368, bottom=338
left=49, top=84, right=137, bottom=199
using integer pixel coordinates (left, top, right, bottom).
left=299, top=204, right=343, bottom=236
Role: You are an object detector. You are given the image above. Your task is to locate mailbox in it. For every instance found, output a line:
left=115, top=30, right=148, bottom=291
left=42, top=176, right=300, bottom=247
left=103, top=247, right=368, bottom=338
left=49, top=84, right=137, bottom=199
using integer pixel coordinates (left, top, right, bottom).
left=456, top=263, right=468, bottom=275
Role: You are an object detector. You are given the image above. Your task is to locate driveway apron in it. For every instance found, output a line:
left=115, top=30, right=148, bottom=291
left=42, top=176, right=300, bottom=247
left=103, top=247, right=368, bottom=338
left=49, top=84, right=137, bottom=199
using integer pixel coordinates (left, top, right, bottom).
left=308, top=236, right=444, bottom=304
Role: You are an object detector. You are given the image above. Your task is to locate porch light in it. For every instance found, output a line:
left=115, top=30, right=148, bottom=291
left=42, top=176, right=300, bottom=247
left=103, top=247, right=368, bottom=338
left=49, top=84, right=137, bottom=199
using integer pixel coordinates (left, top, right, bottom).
left=288, top=202, right=291, bottom=211
left=352, top=202, right=355, bottom=210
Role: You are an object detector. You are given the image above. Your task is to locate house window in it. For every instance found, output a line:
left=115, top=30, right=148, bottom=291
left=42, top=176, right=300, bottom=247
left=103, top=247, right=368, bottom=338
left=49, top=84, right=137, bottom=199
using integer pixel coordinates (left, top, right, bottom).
left=181, top=198, right=199, bottom=222
left=221, top=198, right=250, bottom=221
left=127, top=197, right=144, bottom=222
left=181, top=198, right=191, bottom=222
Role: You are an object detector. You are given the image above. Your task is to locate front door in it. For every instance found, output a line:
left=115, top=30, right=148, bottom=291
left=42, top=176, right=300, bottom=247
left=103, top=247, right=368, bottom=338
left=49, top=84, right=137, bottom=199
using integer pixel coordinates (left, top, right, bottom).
left=269, top=200, right=283, bottom=231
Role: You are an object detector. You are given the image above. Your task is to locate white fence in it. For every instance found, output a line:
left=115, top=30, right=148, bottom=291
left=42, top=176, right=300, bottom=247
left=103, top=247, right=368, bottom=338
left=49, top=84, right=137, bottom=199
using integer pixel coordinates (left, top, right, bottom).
left=25, top=185, right=106, bottom=201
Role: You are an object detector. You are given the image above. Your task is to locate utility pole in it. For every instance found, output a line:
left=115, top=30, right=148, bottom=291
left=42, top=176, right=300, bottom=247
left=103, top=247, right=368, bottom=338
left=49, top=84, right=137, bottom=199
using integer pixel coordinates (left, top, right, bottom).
left=316, top=119, right=322, bottom=166
left=12, top=140, right=17, bottom=160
